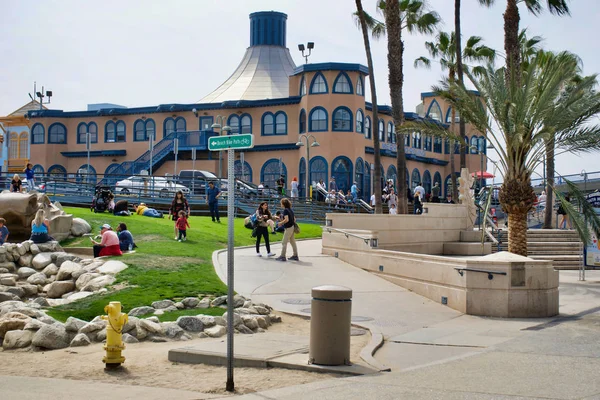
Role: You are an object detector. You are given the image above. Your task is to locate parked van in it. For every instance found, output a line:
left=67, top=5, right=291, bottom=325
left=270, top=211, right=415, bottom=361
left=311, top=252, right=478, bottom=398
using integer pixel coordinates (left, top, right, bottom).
left=178, top=170, right=218, bottom=195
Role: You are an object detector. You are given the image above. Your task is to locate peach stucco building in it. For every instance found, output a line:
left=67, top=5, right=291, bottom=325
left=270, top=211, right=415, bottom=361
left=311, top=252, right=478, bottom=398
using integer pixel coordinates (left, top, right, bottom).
left=19, top=11, right=488, bottom=200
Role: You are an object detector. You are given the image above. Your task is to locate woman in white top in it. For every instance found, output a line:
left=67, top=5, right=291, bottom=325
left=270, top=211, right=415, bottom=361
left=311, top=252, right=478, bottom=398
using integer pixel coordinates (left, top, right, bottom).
left=290, top=177, right=299, bottom=198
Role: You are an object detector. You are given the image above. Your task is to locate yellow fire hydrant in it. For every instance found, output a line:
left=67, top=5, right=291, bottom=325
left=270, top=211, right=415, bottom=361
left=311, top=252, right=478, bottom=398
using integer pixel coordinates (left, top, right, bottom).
left=101, top=301, right=128, bottom=369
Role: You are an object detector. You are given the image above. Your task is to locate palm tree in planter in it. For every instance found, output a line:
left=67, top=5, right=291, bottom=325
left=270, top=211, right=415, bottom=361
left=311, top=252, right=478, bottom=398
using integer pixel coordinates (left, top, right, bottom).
left=415, top=31, right=495, bottom=201
left=432, top=53, right=600, bottom=256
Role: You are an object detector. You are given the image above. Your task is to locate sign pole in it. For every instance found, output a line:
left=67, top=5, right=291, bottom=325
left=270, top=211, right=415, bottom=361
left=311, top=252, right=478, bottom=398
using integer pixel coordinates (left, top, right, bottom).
left=173, top=138, right=179, bottom=178
left=226, top=148, right=235, bottom=392
left=191, top=148, right=197, bottom=196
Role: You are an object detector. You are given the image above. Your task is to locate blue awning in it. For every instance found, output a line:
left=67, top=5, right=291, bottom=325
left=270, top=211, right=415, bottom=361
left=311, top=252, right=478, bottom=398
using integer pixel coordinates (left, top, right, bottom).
left=60, top=150, right=127, bottom=158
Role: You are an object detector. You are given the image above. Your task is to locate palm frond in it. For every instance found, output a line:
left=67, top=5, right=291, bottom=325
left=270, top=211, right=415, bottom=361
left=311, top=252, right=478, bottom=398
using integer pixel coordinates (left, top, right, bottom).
left=414, top=56, right=431, bottom=69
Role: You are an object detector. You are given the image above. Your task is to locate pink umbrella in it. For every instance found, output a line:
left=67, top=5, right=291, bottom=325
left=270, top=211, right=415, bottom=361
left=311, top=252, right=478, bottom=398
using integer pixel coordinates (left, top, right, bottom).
left=472, top=171, right=495, bottom=179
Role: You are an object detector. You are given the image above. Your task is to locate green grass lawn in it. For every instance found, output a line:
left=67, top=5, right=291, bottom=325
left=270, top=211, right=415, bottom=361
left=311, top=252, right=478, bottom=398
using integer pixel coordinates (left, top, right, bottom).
left=48, top=207, right=322, bottom=322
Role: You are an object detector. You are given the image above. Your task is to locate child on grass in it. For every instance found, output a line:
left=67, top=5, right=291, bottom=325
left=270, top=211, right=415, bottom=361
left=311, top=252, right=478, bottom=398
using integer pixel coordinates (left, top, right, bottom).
left=176, top=210, right=190, bottom=242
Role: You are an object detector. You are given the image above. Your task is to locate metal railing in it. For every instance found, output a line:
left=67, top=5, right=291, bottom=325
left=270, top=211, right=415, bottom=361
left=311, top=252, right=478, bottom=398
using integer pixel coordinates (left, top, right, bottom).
left=322, top=226, right=376, bottom=246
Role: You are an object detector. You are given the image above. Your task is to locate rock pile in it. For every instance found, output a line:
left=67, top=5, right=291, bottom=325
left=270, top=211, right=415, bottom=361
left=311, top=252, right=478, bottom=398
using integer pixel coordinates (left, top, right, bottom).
left=0, top=241, right=124, bottom=305
left=0, top=294, right=281, bottom=350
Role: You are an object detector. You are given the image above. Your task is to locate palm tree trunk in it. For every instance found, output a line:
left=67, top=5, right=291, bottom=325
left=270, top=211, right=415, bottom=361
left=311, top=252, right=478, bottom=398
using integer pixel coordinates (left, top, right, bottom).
left=504, top=0, right=521, bottom=81
left=449, top=73, right=459, bottom=202
left=455, top=0, right=467, bottom=170
left=384, top=0, right=408, bottom=214
left=544, top=137, right=555, bottom=228
left=356, top=0, right=383, bottom=214
left=508, top=212, right=528, bottom=256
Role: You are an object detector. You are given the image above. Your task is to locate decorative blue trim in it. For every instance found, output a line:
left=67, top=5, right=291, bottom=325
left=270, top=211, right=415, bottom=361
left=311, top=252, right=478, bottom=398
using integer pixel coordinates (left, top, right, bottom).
left=76, top=122, right=98, bottom=144
left=240, top=113, right=253, bottom=134
left=227, top=114, right=240, bottom=135
left=78, top=164, right=97, bottom=174
left=309, top=107, right=328, bottom=132
left=364, top=147, right=449, bottom=166
left=133, top=118, right=155, bottom=141
left=60, top=150, right=127, bottom=158
left=104, top=120, right=127, bottom=143
left=386, top=164, right=397, bottom=180
left=244, top=143, right=300, bottom=152
left=48, top=122, right=67, bottom=144
left=445, top=106, right=453, bottom=123
left=32, top=164, right=45, bottom=174
left=293, top=63, right=369, bottom=76
left=261, top=112, right=275, bottom=136
left=299, top=109, right=307, bottom=134
left=47, top=164, right=67, bottom=178
left=356, top=109, right=364, bottom=134
left=425, top=99, right=443, bottom=122
left=421, top=90, right=480, bottom=99
left=332, top=71, right=353, bottom=94
left=249, top=11, right=287, bottom=47
left=31, top=123, right=45, bottom=144
left=274, top=111, right=288, bottom=135
left=260, top=158, right=288, bottom=186
left=331, top=156, right=354, bottom=191
left=309, top=156, right=329, bottom=184
left=332, top=106, right=353, bottom=132
left=309, top=72, right=329, bottom=94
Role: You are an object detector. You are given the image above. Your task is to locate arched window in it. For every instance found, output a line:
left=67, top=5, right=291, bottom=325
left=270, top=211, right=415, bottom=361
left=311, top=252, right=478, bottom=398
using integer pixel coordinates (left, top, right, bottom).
left=424, top=135, right=432, bottom=151
left=433, top=136, right=442, bottom=153
left=411, top=168, right=421, bottom=190
left=356, top=109, right=364, bottom=134
left=261, top=112, right=274, bottom=135
left=378, top=119, right=385, bottom=142
left=333, top=72, right=353, bottom=94
left=309, top=156, right=328, bottom=189
left=299, top=158, right=306, bottom=197
left=470, top=136, right=478, bottom=154
left=47, top=164, right=67, bottom=180
left=387, top=165, right=397, bottom=186
left=299, top=76, right=307, bottom=96
left=356, top=75, right=364, bottom=96
left=412, top=131, right=421, bottom=148
left=228, top=115, right=240, bottom=135
left=18, top=132, right=28, bottom=159
left=299, top=109, right=307, bottom=133
left=445, top=107, right=460, bottom=123
left=478, top=136, right=486, bottom=154
left=454, top=140, right=460, bottom=154
left=104, top=163, right=123, bottom=187
left=260, top=159, right=287, bottom=191
left=275, top=112, right=287, bottom=135
left=423, top=170, right=432, bottom=195
left=365, top=116, right=372, bottom=139
left=32, top=164, right=44, bottom=176
left=426, top=100, right=442, bottom=122
left=77, top=164, right=97, bottom=185
left=31, top=123, right=44, bottom=144
left=77, top=122, right=98, bottom=144
left=234, top=160, right=252, bottom=182
left=9, top=133, right=18, bottom=159
left=445, top=174, right=454, bottom=197
left=240, top=114, right=252, bottom=134
left=434, top=172, right=442, bottom=193
left=48, top=123, right=67, bottom=144
left=309, top=107, right=328, bottom=132
left=355, top=157, right=364, bottom=199
left=331, top=156, right=353, bottom=193
left=364, top=161, right=371, bottom=200
left=105, top=121, right=125, bottom=143
left=444, top=139, right=451, bottom=154
left=387, top=122, right=395, bottom=144
left=405, top=132, right=410, bottom=147
left=310, top=72, right=328, bottom=94
left=332, top=107, right=352, bottom=131
left=133, top=119, right=155, bottom=141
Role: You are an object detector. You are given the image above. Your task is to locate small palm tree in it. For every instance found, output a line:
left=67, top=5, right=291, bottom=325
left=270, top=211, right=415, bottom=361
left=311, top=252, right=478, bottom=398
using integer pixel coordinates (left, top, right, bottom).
left=433, top=53, right=600, bottom=256
left=415, top=31, right=495, bottom=201
left=355, top=0, right=440, bottom=214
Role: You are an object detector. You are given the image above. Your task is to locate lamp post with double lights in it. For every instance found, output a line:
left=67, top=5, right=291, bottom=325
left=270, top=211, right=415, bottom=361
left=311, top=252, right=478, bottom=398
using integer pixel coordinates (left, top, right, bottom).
left=297, top=42, right=315, bottom=64
left=211, top=116, right=231, bottom=179
left=296, top=134, right=320, bottom=199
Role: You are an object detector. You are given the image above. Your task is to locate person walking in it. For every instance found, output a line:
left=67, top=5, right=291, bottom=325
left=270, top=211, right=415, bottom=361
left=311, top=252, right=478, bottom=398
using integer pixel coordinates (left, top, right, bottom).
left=255, top=202, right=276, bottom=257
left=170, top=190, right=190, bottom=239
left=276, top=198, right=298, bottom=262
left=206, top=181, right=221, bottom=223
left=431, top=182, right=441, bottom=203
left=558, top=195, right=572, bottom=229
left=351, top=181, right=359, bottom=203
left=414, top=183, right=425, bottom=201
left=176, top=211, right=190, bottom=242
left=24, top=164, right=35, bottom=191
left=290, top=177, right=299, bottom=198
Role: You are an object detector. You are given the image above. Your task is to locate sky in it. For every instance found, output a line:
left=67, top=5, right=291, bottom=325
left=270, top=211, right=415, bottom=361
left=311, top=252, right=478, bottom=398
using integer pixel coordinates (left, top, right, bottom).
left=1, top=0, right=599, bottom=178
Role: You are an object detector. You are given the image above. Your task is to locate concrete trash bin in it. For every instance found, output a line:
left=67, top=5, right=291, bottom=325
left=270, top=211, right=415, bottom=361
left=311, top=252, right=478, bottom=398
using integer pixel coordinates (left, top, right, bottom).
left=309, top=285, right=352, bottom=366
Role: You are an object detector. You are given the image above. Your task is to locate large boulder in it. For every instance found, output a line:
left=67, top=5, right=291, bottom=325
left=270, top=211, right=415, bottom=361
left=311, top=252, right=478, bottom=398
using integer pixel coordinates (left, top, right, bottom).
left=79, top=321, right=105, bottom=334
left=19, top=284, right=38, bottom=297
left=128, top=306, right=155, bottom=318
left=17, top=267, right=37, bottom=280
left=162, top=322, right=184, bottom=339
left=0, top=262, right=16, bottom=273
left=65, top=317, right=88, bottom=333
left=54, top=253, right=80, bottom=268
left=4, top=286, right=25, bottom=299
left=32, top=253, right=53, bottom=270
left=151, top=300, right=175, bottom=309
left=0, top=292, right=20, bottom=303
left=32, top=323, right=71, bottom=350
left=176, top=316, right=204, bottom=332
left=75, top=273, right=100, bottom=290
left=26, top=272, right=47, bottom=286
left=70, top=333, right=91, bottom=347
left=41, top=263, right=59, bottom=277
left=197, top=315, right=216, bottom=328
left=211, top=295, right=227, bottom=307
left=96, top=260, right=128, bottom=275
left=0, top=314, right=30, bottom=338
left=2, top=329, right=34, bottom=349
left=0, top=275, right=16, bottom=286
left=204, top=325, right=226, bottom=338
left=71, top=218, right=91, bottom=236
left=65, top=292, right=94, bottom=302
left=222, top=312, right=243, bottom=327
left=138, top=319, right=163, bottom=334
left=181, top=297, right=200, bottom=308
left=17, top=254, right=33, bottom=268
left=56, top=261, right=82, bottom=281
left=47, top=281, right=75, bottom=298
left=81, top=275, right=115, bottom=292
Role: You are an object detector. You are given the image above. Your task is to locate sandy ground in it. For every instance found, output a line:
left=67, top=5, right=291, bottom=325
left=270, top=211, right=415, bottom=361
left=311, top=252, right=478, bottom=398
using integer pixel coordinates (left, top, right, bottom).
left=0, top=313, right=370, bottom=396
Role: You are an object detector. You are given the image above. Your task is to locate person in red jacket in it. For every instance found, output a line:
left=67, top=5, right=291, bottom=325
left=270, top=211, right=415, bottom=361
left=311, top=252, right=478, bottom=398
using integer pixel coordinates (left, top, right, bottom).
left=91, top=224, right=123, bottom=257
left=176, top=211, right=190, bottom=242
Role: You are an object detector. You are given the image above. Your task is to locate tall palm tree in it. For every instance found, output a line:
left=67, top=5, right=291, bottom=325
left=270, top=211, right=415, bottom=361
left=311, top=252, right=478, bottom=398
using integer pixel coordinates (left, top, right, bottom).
left=478, top=0, right=570, bottom=79
left=356, top=0, right=440, bottom=214
left=454, top=0, right=467, bottom=174
left=433, top=53, right=600, bottom=256
left=415, top=32, right=495, bottom=201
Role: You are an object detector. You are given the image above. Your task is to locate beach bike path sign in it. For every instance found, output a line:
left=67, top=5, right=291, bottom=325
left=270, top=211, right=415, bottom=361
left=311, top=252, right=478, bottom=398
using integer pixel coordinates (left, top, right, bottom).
left=208, top=134, right=255, bottom=151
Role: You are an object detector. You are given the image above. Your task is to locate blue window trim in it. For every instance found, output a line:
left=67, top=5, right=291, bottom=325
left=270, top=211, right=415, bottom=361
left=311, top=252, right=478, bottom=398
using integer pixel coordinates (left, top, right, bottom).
left=299, top=109, right=307, bottom=134
left=240, top=113, right=253, bottom=134
left=227, top=114, right=240, bottom=135
left=356, top=75, right=365, bottom=96
left=76, top=122, right=98, bottom=144
left=261, top=112, right=275, bottom=136
left=411, top=168, right=421, bottom=186
left=445, top=107, right=452, bottom=124
left=470, top=136, right=478, bottom=154
left=332, top=71, right=353, bottom=94
left=332, top=106, right=353, bottom=132
left=425, top=99, right=443, bottom=121
left=299, top=75, right=307, bottom=96
left=424, top=135, right=432, bottom=151
left=104, top=120, right=127, bottom=143
left=444, top=139, right=450, bottom=154
left=356, top=108, right=364, bottom=134
left=308, top=107, right=328, bottom=132
left=32, top=164, right=45, bottom=174
left=365, top=116, right=372, bottom=139
left=434, top=171, right=442, bottom=187
left=433, top=136, right=442, bottom=153
left=48, top=122, right=67, bottom=144
left=309, top=155, right=329, bottom=184
left=331, top=155, right=354, bottom=190
left=163, top=117, right=187, bottom=138
left=309, top=72, right=329, bottom=94
left=478, top=136, right=486, bottom=154
left=47, top=164, right=67, bottom=178
left=78, top=163, right=97, bottom=175
left=234, top=160, right=253, bottom=181
left=378, top=119, right=385, bottom=142
left=387, top=164, right=397, bottom=181
left=260, top=158, right=288, bottom=184
left=387, top=121, right=395, bottom=143
left=133, top=118, right=156, bottom=141
left=274, top=111, right=288, bottom=135
left=31, top=123, right=45, bottom=144
left=199, top=116, right=214, bottom=131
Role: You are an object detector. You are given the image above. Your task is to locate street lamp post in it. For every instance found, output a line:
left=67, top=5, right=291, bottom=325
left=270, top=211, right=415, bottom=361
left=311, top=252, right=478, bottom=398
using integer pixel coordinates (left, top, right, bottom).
left=149, top=133, right=155, bottom=196
left=211, top=116, right=231, bottom=179
left=297, top=42, right=315, bottom=64
left=296, top=134, right=320, bottom=199
left=581, top=169, right=588, bottom=282
left=86, top=131, right=91, bottom=185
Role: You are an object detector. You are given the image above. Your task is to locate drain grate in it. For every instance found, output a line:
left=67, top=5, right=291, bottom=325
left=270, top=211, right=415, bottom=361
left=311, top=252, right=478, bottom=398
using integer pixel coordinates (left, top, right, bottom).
left=282, top=299, right=311, bottom=305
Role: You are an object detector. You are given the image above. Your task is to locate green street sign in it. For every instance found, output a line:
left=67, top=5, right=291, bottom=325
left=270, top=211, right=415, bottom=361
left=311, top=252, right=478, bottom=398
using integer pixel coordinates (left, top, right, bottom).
left=208, top=134, right=255, bottom=151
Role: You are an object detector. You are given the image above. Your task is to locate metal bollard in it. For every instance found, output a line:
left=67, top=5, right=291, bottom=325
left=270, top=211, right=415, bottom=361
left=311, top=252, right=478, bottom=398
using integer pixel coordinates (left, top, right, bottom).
left=308, top=285, right=352, bottom=366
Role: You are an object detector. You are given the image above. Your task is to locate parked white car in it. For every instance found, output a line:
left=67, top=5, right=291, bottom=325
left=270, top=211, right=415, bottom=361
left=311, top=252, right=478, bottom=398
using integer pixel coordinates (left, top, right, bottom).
left=115, top=176, right=190, bottom=198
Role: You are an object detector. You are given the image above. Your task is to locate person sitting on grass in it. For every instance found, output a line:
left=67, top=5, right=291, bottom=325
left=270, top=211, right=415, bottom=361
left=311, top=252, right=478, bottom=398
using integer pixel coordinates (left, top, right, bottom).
left=30, top=209, right=54, bottom=243
left=133, top=203, right=163, bottom=218
left=113, top=199, right=131, bottom=216
left=176, top=210, right=190, bottom=242
left=90, top=224, right=122, bottom=258
left=116, top=222, right=135, bottom=252
left=0, top=218, right=9, bottom=245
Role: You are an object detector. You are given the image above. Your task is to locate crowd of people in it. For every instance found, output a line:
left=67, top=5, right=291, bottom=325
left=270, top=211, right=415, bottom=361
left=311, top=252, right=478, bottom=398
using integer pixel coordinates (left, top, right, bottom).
left=368, top=180, right=453, bottom=215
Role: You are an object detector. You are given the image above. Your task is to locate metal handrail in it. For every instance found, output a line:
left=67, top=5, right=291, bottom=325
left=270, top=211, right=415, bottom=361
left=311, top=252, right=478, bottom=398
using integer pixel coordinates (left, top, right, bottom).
left=454, top=267, right=507, bottom=280
left=322, top=226, right=374, bottom=245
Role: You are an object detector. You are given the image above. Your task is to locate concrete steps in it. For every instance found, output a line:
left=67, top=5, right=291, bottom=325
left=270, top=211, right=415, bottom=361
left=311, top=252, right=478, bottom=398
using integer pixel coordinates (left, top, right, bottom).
left=493, top=229, right=583, bottom=270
